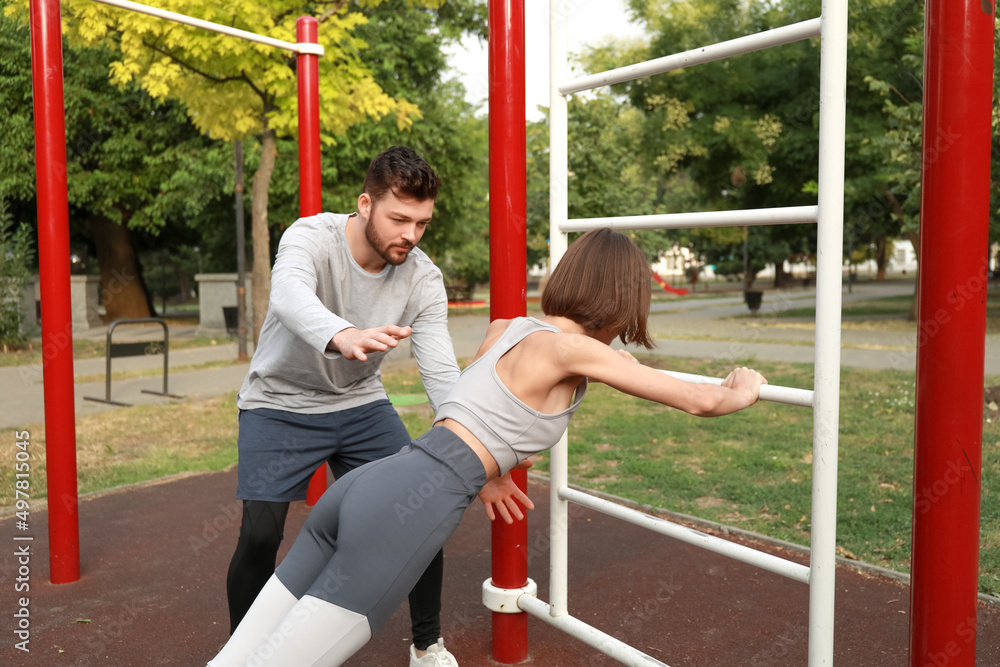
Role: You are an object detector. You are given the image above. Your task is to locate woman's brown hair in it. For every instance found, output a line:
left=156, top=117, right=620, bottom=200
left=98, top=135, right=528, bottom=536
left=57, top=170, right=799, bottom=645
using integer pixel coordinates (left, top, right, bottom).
left=541, top=228, right=654, bottom=349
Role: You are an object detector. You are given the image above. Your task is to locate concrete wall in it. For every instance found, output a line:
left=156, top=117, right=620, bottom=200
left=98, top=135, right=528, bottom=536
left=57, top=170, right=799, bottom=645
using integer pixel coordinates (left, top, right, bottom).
left=70, top=275, right=103, bottom=331
left=20, top=275, right=38, bottom=335
left=195, top=273, right=253, bottom=334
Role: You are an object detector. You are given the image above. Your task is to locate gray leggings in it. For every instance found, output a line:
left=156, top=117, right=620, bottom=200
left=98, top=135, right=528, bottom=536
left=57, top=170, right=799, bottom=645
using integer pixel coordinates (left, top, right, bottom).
left=274, top=427, right=488, bottom=635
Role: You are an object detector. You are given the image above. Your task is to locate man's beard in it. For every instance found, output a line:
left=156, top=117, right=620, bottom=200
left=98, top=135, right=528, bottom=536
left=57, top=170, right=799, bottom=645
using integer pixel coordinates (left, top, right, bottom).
left=365, top=218, right=414, bottom=266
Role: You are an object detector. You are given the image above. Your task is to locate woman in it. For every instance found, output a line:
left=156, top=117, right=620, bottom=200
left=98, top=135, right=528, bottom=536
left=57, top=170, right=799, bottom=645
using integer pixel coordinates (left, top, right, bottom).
left=209, top=228, right=767, bottom=666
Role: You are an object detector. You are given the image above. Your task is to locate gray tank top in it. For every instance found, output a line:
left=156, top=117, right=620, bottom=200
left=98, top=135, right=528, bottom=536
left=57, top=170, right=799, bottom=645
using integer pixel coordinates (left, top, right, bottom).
left=435, top=317, right=588, bottom=475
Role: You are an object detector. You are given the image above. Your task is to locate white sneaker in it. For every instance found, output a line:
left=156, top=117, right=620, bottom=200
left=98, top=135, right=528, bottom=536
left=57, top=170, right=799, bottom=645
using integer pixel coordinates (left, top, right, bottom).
left=409, top=637, right=458, bottom=666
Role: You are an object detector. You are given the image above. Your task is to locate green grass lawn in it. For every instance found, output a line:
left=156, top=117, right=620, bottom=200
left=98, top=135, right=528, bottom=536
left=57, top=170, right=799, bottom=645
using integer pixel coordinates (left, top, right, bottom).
left=768, top=292, right=1000, bottom=322
left=2, top=355, right=997, bottom=596
left=0, top=334, right=240, bottom=368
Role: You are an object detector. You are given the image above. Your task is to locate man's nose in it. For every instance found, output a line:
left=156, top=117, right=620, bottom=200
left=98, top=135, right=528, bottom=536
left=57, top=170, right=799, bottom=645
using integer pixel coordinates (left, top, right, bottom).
left=400, top=223, right=419, bottom=244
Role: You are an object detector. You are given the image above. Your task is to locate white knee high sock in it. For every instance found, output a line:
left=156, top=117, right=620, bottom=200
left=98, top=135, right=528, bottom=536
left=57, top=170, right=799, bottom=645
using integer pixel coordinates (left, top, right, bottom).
left=208, top=574, right=298, bottom=667
left=247, top=596, right=372, bottom=667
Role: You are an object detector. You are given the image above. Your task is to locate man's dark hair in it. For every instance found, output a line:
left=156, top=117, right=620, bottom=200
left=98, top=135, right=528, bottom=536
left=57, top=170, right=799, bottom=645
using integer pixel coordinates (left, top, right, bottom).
left=363, top=146, right=441, bottom=203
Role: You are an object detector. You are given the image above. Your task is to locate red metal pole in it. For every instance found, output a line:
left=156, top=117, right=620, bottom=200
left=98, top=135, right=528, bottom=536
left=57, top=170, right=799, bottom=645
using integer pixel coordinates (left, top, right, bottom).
left=910, top=1, right=994, bottom=664
left=296, top=16, right=328, bottom=507
left=296, top=16, right=322, bottom=218
left=488, top=0, right=528, bottom=662
left=29, top=0, right=80, bottom=584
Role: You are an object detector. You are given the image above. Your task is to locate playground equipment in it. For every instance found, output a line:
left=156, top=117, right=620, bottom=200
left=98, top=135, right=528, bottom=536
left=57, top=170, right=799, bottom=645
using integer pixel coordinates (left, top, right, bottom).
left=28, top=0, right=992, bottom=664
left=910, top=1, right=992, bottom=662
left=484, top=1, right=990, bottom=666
left=30, top=0, right=323, bottom=584
left=528, top=3, right=846, bottom=665
left=650, top=269, right=690, bottom=296
left=83, top=318, right=182, bottom=407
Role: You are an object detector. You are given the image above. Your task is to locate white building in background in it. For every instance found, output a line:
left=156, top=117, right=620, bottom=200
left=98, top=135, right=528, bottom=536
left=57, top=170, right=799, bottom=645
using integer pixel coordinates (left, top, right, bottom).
left=849, top=238, right=918, bottom=277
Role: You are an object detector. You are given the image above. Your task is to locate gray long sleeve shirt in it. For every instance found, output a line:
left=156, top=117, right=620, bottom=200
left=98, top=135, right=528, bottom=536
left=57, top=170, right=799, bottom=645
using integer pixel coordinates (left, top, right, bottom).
left=237, top=212, right=460, bottom=415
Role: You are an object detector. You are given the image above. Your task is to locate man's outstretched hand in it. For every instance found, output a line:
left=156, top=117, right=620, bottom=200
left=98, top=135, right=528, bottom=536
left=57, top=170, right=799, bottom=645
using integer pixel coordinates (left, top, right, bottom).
left=330, top=325, right=411, bottom=361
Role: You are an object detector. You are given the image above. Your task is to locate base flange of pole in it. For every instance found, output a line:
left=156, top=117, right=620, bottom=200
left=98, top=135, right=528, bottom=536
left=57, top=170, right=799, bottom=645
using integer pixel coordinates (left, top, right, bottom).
left=483, top=577, right=538, bottom=614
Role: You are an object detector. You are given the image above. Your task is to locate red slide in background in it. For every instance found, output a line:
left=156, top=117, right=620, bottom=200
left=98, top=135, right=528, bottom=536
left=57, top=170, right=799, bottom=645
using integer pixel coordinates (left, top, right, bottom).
left=651, top=268, right=689, bottom=296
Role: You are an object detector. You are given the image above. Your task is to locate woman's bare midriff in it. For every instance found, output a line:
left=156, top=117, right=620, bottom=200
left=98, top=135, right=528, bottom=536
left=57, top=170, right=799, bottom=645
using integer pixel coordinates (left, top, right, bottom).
left=434, top=418, right=501, bottom=481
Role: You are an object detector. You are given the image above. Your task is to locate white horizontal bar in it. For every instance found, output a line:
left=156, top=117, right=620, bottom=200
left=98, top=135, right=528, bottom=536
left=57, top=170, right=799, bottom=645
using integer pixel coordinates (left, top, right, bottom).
left=559, top=487, right=811, bottom=584
left=560, top=18, right=821, bottom=95
left=518, top=595, right=671, bottom=667
left=560, top=206, right=818, bottom=233
left=661, top=370, right=814, bottom=408
left=90, top=0, right=324, bottom=56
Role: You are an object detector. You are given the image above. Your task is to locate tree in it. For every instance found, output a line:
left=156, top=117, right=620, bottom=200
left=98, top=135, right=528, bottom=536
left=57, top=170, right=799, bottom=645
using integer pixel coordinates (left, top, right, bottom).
left=1, top=9, right=234, bottom=320
left=861, top=3, right=1000, bottom=319
left=43, top=0, right=443, bottom=341
left=526, top=93, right=667, bottom=282
left=0, top=197, right=35, bottom=349
left=583, top=0, right=934, bottom=290
left=580, top=0, right=819, bottom=286
left=316, top=1, right=490, bottom=296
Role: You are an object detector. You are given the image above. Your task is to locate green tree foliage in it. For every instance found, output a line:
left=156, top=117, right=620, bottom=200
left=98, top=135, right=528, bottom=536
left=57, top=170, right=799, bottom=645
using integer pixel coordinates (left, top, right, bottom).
left=526, top=94, right=665, bottom=277
left=847, top=0, right=925, bottom=284
left=1, top=9, right=234, bottom=320
left=862, top=5, right=1000, bottom=249
left=16, top=0, right=447, bottom=339
left=5, top=0, right=488, bottom=328
left=861, top=4, right=1000, bottom=318
left=0, top=197, right=35, bottom=348
left=582, top=0, right=819, bottom=285
left=590, top=0, right=946, bottom=287
left=310, top=0, right=491, bottom=297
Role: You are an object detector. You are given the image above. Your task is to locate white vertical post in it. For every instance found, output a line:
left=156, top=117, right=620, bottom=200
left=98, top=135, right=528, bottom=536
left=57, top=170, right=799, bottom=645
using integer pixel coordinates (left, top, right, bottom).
left=548, top=0, right=570, bottom=618
left=549, top=0, right=569, bottom=266
left=549, top=432, right=570, bottom=616
left=809, top=1, right=848, bottom=664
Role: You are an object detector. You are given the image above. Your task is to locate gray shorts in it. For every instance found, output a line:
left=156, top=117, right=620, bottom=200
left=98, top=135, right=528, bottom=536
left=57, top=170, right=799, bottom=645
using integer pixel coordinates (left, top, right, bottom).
left=235, top=400, right=410, bottom=502
left=274, top=427, right=487, bottom=634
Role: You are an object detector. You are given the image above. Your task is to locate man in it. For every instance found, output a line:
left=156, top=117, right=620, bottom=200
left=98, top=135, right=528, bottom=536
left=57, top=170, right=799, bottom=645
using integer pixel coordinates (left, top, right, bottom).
left=227, top=146, right=460, bottom=666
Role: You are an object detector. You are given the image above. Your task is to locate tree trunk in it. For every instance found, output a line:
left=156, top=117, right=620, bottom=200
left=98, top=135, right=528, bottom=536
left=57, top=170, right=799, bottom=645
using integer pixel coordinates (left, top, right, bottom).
left=884, top=190, right=919, bottom=321
left=906, top=228, right=920, bottom=322
left=85, top=215, right=153, bottom=321
left=773, top=260, right=791, bottom=288
left=178, top=270, right=191, bottom=305
left=250, top=127, right=279, bottom=344
left=875, top=236, right=888, bottom=282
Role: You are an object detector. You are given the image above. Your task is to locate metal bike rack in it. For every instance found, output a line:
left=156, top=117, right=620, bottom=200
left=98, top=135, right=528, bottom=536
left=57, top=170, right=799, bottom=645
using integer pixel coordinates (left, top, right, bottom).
left=84, top=317, right=184, bottom=407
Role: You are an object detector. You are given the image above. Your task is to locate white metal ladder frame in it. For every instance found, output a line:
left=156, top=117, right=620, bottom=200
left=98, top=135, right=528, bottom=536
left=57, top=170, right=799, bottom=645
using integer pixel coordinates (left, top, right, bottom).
left=523, top=1, right=848, bottom=665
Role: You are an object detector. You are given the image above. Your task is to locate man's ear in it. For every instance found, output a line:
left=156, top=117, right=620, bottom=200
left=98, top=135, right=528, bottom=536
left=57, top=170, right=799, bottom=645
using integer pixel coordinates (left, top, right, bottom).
left=357, top=192, right=371, bottom=219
